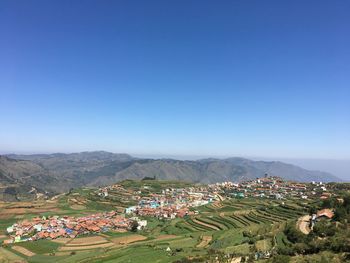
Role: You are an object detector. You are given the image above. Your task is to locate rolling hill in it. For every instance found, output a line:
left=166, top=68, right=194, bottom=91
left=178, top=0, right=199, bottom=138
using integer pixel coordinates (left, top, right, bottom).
left=0, top=151, right=341, bottom=197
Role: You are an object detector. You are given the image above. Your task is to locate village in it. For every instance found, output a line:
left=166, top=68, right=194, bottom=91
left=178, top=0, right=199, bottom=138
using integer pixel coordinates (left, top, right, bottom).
left=97, top=183, right=217, bottom=219
left=94, top=175, right=335, bottom=222
left=3, top=176, right=337, bottom=245
left=3, top=211, right=134, bottom=244
left=208, top=175, right=333, bottom=200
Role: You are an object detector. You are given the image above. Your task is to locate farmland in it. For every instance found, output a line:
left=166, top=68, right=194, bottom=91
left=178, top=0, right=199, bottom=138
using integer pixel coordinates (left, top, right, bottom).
left=0, top=203, right=302, bottom=261
left=0, top=179, right=347, bottom=262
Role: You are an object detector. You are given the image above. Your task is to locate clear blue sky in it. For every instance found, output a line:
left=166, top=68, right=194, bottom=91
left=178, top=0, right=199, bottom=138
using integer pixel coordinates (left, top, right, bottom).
left=1, top=0, right=349, bottom=159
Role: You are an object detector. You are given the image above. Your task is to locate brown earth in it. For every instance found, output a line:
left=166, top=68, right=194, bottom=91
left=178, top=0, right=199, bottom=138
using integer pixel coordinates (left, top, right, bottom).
left=59, top=242, right=114, bottom=251
left=192, top=218, right=220, bottom=231
left=70, top=204, right=86, bottom=210
left=67, top=240, right=108, bottom=247
left=210, top=202, right=223, bottom=209
left=51, top=238, right=73, bottom=244
left=155, top=235, right=178, bottom=240
left=297, top=215, right=311, bottom=234
left=12, top=246, right=35, bottom=257
left=230, top=257, right=242, bottom=263
left=51, top=251, right=73, bottom=256
left=0, top=247, right=26, bottom=262
left=0, top=204, right=60, bottom=219
left=196, top=235, right=212, bottom=248
left=67, top=236, right=108, bottom=245
left=111, top=234, right=147, bottom=245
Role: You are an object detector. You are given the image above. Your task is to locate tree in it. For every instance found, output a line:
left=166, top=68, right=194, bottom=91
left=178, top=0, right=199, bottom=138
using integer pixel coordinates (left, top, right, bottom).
left=334, top=206, right=347, bottom=222
left=312, top=220, right=336, bottom=237
left=130, top=220, right=139, bottom=232
left=308, top=206, right=317, bottom=215
left=284, top=223, right=305, bottom=243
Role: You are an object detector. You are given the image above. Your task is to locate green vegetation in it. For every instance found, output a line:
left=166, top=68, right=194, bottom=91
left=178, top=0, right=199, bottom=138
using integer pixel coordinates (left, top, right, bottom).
left=1, top=180, right=350, bottom=262
left=15, top=239, right=61, bottom=254
left=270, top=193, right=350, bottom=262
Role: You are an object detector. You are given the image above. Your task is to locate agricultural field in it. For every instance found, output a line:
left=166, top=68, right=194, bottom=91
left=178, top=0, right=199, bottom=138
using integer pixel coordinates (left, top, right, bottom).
left=0, top=187, right=308, bottom=262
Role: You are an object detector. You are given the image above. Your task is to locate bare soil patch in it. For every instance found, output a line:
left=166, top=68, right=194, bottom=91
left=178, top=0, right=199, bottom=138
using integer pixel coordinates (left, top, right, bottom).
left=52, top=238, right=72, bottom=244
left=52, top=251, right=73, bottom=256
left=68, top=236, right=107, bottom=246
left=67, top=240, right=108, bottom=247
left=0, top=202, right=9, bottom=208
left=197, top=235, right=212, bottom=248
left=230, top=257, right=242, bottom=263
left=0, top=247, right=26, bottom=262
left=193, top=218, right=220, bottom=231
left=59, top=242, right=114, bottom=251
left=111, top=234, right=147, bottom=245
left=297, top=215, right=311, bottom=234
left=12, top=246, right=35, bottom=257
left=1, top=208, right=26, bottom=215
left=70, top=204, right=86, bottom=210
left=0, top=205, right=60, bottom=218
left=211, top=202, right=223, bottom=209
left=155, top=235, right=178, bottom=240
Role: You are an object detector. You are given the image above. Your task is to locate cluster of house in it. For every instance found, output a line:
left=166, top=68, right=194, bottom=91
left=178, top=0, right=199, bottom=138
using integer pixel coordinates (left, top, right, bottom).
left=97, top=184, right=136, bottom=200
left=209, top=176, right=332, bottom=200
left=4, top=211, right=133, bottom=244
left=132, top=206, right=195, bottom=219
left=94, top=178, right=341, bottom=221
left=124, top=188, right=215, bottom=219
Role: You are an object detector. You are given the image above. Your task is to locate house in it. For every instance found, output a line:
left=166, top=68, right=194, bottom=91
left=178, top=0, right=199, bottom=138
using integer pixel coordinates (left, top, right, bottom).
left=125, top=206, right=137, bottom=214
left=3, top=239, right=13, bottom=244
left=275, top=193, right=282, bottom=200
left=137, top=220, right=147, bottom=230
left=6, top=226, right=14, bottom=234
left=316, top=209, right=334, bottom=220
left=237, top=193, right=245, bottom=198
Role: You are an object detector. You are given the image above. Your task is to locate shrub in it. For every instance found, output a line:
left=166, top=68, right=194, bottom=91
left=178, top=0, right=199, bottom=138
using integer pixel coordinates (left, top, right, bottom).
left=271, top=255, right=291, bottom=263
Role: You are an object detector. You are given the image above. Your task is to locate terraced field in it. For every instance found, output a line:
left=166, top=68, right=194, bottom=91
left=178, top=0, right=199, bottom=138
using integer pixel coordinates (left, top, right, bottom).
left=183, top=199, right=305, bottom=234
left=59, top=236, right=114, bottom=251
left=0, top=184, right=309, bottom=263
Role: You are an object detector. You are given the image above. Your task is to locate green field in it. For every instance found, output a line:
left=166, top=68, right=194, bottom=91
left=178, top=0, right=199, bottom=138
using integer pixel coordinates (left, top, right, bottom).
left=0, top=181, right=314, bottom=262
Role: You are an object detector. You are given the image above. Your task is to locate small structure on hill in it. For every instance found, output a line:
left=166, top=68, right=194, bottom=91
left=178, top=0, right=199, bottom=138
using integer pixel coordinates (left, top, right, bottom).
left=316, top=209, right=334, bottom=220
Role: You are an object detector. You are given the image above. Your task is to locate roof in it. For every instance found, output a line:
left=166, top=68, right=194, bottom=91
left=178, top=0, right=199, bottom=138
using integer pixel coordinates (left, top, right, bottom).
left=316, top=209, right=334, bottom=219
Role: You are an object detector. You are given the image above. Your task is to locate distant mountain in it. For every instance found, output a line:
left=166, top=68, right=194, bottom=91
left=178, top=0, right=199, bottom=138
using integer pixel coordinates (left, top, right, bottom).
left=7, top=151, right=133, bottom=163
left=0, top=156, right=58, bottom=201
left=0, top=151, right=341, bottom=197
left=91, top=157, right=340, bottom=186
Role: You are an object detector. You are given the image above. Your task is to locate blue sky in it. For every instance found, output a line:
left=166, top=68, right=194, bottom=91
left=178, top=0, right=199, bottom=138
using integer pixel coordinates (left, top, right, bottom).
left=1, top=0, right=349, bottom=159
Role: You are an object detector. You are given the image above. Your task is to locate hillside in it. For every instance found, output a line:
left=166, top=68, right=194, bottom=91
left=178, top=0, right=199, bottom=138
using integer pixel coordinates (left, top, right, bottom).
left=0, top=156, right=59, bottom=201
left=0, top=151, right=341, bottom=195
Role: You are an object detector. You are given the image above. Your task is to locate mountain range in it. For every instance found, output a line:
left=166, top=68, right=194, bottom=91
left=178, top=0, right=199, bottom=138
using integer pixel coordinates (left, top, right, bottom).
left=0, top=151, right=341, bottom=200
